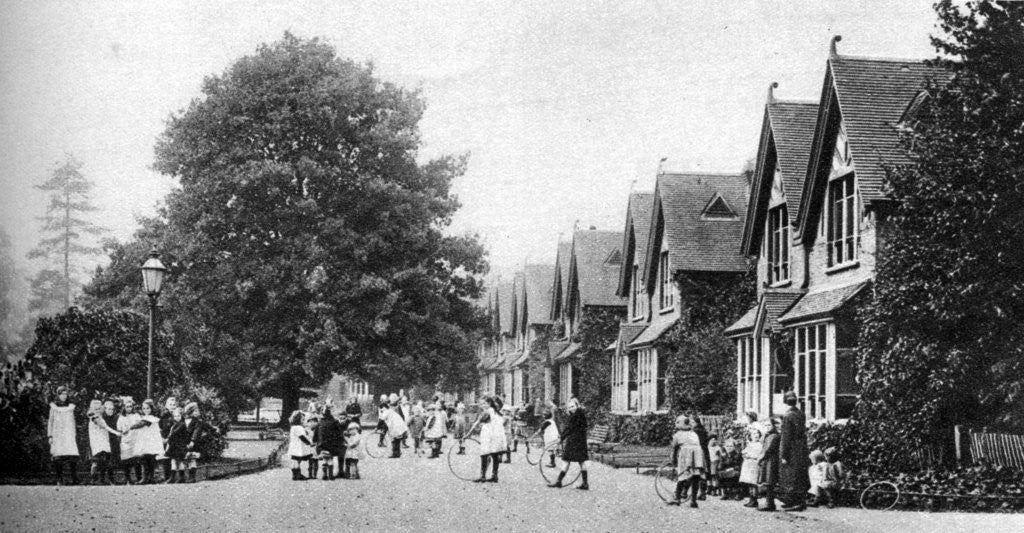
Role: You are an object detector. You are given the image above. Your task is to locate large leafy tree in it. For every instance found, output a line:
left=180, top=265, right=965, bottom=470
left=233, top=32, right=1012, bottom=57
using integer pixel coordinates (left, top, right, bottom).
left=88, top=34, right=487, bottom=417
left=857, top=1, right=1024, bottom=443
left=27, top=155, right=105, bottom=315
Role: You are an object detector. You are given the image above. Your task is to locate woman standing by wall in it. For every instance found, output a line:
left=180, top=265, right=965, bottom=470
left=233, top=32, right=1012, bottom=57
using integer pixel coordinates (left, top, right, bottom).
left=547, top=397, right=590, bottom=490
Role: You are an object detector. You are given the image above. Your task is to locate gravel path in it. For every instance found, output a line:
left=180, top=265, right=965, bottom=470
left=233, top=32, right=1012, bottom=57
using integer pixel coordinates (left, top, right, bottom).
left=1, top=446, right=1021, bottom=532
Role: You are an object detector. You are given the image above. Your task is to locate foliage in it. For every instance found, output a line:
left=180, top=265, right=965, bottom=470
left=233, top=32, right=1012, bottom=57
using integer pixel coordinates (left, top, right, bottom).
left=659, top=270, right=754, bottom=415
left=606, top=412, right=674, bottom=445
left=570, top=307, right=625, bottom=420
left=83, top=33, right=489, bottom=418
left=856, top=1, right=1024, bottom=443
left=26, top=154, right=106, bottom=315
left=163, top=383, right=231, bottom=460
left=25, top=306, right=179, bottom=402
left=526, top=328, right=551, bottom=406
left=0, top=377, right=50, bottom=473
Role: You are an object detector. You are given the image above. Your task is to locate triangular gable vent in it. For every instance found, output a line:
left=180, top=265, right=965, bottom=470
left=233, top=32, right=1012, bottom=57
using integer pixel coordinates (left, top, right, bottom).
left=604, top=249, right=623, bottom=265
left=702, top=194, right=737, bottom=219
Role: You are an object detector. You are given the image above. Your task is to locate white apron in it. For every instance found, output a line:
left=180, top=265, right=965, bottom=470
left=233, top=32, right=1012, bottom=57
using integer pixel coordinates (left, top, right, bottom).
left=48, top=403, right=80, bottom=457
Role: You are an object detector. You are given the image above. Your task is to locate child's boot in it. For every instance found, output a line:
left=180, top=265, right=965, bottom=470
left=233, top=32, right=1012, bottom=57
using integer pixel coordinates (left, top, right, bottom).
left=188, top=468, right=197, bottom=483
left=162, top=461, right=172, bottom=483
left=458, top=444, right=465, bottom=455
left=698, top=479, right=707, bottom=500
left=308, top=460, right=318, bottom=480
left=668, top=480, right=687, bottom=505
left=825, top=488, right=836, bottom=509
left=548, top=470, right=566, bottom=488
left=511, top=440, right=518, bottom=452
left=489, top=453, right=500, bottom=482
left=577, top=470, right=589, bottom=490
left=474, top=456, right=489, bottom=483
left=53, top=461, right=64, bottom=486
left=505, top=450, right=512, bottom=463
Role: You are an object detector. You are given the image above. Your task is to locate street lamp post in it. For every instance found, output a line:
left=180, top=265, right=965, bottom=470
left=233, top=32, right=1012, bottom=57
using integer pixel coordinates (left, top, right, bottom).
left=141, top=246, right=167, bottom=400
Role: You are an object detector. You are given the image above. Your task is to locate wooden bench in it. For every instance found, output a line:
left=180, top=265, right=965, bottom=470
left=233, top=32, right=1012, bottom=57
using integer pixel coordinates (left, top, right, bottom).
left=587, top=423, right=616, bottom=453
left=258, top=425, right=285, bottom=441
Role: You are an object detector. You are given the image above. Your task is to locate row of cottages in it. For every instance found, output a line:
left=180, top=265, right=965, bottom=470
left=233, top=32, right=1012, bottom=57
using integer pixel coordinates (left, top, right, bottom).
left=610, top=173, right=750, bottom=414
left=724, top=38, right=945, bottom=422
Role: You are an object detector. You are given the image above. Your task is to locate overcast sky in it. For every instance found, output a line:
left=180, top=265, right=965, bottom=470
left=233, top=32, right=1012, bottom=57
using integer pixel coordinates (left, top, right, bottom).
left=0, top=1, right=939, bottom=278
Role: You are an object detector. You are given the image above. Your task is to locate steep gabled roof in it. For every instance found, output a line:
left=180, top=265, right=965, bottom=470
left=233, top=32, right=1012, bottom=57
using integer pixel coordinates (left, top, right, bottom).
left=646, top=172, right=750, bottom=285
left=741, top=94, right=818, bottom=255
left=497, top=280, right=515, bottom=335
left=550, top=241, right=573, bottom=321
left=796, top=42, right=949, bottom=241
left=567, top=229, right=627, bottom=309
left=511, top=271, right=524, bottom=334
left=617, top=192, right=655, bottom=296
left=522, top=264, right=555, bottom=326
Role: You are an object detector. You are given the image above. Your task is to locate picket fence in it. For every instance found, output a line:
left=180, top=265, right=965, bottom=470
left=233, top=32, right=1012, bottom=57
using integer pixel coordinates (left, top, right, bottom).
left=966, top=428, right=1024, bottom=470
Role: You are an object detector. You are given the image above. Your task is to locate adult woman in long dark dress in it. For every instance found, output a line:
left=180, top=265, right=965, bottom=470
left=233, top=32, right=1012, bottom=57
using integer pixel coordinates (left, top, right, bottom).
left=547, top=397, right=590, bottom=490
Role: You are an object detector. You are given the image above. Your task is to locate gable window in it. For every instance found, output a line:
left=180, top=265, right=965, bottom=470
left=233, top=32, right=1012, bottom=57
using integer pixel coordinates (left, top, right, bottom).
left=767, top=204, right=789, bottom=284
left=658, top=251, right=673, bottom=311
left=631, top=265, right=643, bottom=319
left=827, top=174, right=858, bottom=266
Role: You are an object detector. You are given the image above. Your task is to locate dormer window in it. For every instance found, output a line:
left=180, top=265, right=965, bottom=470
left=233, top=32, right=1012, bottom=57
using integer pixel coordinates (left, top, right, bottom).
left=658, top=251, right=673, bottom=311
left=702, top=194, right=737, bottom=220
left=767, top=204, right=789, bottom=284
left=631, top=264, right=644, bottom=319
left=826, top=122, right=859, bottom=267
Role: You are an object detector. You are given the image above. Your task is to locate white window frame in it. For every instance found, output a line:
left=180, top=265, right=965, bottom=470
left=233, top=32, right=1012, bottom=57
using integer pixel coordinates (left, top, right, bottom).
left=794, top=322, right=830, bottom=420
left=826, top=122, right=859, bottom=268
left=735, top=336, right=759, bottom=416
left=658, top=251, right=673, bottom=311
left=767, top=204, right=790, bottom=284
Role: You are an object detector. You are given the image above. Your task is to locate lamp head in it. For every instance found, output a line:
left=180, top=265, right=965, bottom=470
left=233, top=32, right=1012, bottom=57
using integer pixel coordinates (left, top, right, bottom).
left=141, top=245, right=167, bottom=296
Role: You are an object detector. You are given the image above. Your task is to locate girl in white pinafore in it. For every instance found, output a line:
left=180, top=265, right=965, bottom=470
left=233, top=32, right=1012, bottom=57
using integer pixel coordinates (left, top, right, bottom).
left=470, top=396, right=506, bottom=483
left=47, top=386, right=80, bottom=485
left=117, top=397, right=142, bottom=484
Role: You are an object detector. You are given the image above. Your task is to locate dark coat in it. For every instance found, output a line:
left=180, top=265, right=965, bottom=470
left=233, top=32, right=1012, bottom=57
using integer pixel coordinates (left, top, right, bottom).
left=345, top=402, right=362, bottom=425
left=165, top=420, right=191, bottom=460
left=694, top=422, right=712, bottom=474
left=560, top=409, right=589, bottom=463
left=779, top=406, right=811, bottom=496
left=159, top=413, right=176, bottom=439
left=316, top=416, right=346, bottom=456
left=758, top=429, right=780, bottom=486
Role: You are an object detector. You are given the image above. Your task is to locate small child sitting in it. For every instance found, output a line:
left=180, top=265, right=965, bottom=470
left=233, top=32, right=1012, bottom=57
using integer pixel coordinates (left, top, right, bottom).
left=807, top=449, right=827, bottom=506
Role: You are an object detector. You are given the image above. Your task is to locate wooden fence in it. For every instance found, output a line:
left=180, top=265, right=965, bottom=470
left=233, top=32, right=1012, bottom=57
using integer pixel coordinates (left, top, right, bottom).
left=965, top=427, right=1024, bottom=469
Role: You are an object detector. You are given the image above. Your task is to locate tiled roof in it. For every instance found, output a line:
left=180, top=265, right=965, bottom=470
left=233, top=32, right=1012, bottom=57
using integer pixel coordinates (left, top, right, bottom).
left=618, top=192, right=655, bottom=296
left=829, top=56, right=948, bottom=204
left=617, top=323, right=647, bottom=347
left=553, top=342, right=582, bottom=363
left=548, top=340, right=570, bottom=361
left=522, top=264, right=555, bottom=326
left=650, top=173, right=750, bottom=277
left=497, top=280, right=515, bottom=335
left=742, top=99, right=818, bottom=255
left=629, top=314, right=679, bottom=348
left=769, top=101, right=819, bottom=209
left=551, top=241, right=573, bottom=321
left=761, top=290, right=805, bottom=332
left=724, top=305, right=758, bottom=336
left=570, top=229, right=627, bottom=308
left=512, top=351, right=530, bottom=367
left=779, top=281, right=869, bottom=325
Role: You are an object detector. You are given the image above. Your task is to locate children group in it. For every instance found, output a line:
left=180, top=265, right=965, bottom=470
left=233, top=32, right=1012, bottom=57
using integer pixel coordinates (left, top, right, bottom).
left=46, top=386, right=216, bottom=485
left=667, top=410, right=847, bottom=510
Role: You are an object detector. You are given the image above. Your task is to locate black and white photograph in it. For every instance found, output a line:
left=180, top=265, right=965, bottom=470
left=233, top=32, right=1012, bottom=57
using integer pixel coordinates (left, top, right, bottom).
left=1, top=1, right=1023, bottom=531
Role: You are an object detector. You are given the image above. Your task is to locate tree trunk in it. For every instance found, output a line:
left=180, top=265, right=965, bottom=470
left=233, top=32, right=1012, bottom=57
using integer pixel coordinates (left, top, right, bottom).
left=278, top=374, right=300, bottom=429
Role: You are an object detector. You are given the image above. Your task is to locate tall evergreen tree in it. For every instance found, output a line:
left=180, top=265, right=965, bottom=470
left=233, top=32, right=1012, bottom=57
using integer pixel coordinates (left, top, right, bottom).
left=26, top=155, right=105, bottom=314
left=0, top=227, right=15, bottom=360
left=857, top=1, right=1024, bottom=442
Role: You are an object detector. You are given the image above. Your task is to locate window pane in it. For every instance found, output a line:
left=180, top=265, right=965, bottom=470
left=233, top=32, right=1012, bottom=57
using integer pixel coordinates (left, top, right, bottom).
left=819, top=324, right=827, bottom=350
left=797, top=328, right=805, bottom=353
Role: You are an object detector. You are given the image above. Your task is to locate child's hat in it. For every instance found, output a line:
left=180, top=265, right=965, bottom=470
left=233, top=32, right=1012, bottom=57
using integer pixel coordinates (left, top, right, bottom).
left=824, top=446, right=837, bottom=457
left=810, top=449, right=826, bottom=463
left=347, top=421, right=361, bottom=431
left=675, top=415, right=692, bottom=430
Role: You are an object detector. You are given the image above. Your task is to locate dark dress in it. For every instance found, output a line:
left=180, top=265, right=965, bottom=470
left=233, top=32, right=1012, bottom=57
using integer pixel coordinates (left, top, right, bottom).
left=165, top=421, right=190, bottom=460
left=693, top=421, right=712, bottom=476
left=560, top=409, right=589, bottom=463
left=758, top=429, right=780, bottom=487
left=316, top=416, right=346, bottom=456
left=779, top=406, right=811, bottom=501
left=101, top=413, right=121, bottom=463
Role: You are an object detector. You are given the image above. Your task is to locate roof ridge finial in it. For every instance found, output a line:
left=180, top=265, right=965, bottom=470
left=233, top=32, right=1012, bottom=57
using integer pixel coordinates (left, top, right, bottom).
left=657, top=157, right=668, bottom=176
left=767, top=81, right=779, bottom=103
left=829, top=35, right=842, bottom=59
